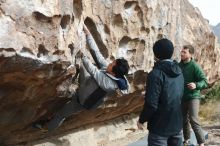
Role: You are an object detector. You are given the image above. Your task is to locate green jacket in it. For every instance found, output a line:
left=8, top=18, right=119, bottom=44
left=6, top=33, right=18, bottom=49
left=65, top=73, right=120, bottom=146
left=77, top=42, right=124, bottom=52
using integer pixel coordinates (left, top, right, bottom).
left=179, top=59, right=208, bottom=101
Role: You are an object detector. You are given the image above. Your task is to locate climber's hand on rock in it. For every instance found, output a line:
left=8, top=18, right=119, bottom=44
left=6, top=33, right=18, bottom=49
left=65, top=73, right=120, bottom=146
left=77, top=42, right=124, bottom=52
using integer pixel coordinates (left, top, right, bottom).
left=137, top=121, right=144, bottom=130
left=83, top=25, right=90, bottom=35
left=76, top=50, right=84, bottom=59
left=66, top=65, right=75, bottom=74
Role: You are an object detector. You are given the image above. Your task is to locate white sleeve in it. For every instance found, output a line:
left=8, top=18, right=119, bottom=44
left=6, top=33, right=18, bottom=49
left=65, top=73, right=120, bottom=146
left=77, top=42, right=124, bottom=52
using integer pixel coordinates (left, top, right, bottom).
left=86, top=34, right=108, bottom=68
left=82, top=57, right=117, bottom=92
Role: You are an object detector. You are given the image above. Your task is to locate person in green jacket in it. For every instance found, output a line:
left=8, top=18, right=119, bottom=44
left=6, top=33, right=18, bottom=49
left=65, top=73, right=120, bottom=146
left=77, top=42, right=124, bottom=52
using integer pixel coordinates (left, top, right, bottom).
left=179, top=45, right=208, bottom=146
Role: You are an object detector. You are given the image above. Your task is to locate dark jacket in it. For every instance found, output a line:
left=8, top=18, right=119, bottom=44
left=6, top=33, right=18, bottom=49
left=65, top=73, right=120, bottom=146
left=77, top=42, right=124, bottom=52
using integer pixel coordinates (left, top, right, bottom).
left=139, top=60, right=184, bottom=136
left=179, top=59, right=208, bottom=101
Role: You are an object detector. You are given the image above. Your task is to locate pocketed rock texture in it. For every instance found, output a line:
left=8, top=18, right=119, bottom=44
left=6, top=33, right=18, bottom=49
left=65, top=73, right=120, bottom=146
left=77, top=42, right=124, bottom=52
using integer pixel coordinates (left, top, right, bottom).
left=0, top=0, right=219, bottom=145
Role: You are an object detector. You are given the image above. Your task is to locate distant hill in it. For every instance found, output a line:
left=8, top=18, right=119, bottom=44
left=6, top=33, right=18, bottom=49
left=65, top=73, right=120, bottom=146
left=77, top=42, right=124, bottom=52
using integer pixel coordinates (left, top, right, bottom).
left=212, top=23, right=220, bottom=43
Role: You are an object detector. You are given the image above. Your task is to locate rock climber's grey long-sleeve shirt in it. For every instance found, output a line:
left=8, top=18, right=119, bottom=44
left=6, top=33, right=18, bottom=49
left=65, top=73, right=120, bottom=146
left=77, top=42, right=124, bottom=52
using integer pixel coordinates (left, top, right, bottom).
left=78, top=34, right=130, bottom=108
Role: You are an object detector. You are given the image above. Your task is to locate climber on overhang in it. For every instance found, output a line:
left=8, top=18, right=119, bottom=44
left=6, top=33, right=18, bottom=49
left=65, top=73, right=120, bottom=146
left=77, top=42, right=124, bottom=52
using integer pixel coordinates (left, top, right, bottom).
left=33, top=24, right=130, bottom=132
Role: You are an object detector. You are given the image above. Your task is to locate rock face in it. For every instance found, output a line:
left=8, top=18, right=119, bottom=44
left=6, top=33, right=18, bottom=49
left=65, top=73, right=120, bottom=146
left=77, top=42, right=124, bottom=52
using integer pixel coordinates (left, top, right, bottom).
left=0, top=0, right=219, bottom=145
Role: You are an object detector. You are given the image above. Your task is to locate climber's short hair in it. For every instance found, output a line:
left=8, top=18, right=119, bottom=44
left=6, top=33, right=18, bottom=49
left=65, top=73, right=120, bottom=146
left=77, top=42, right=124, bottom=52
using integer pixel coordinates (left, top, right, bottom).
left=112, top=58, right=129, bottom=78
left=183, top=45, right=194, bottom=55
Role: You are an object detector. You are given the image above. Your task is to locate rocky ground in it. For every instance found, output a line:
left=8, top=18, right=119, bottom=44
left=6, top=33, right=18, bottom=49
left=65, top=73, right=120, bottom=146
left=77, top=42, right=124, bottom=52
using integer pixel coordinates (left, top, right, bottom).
left=28, top=101, right=220, bottom=146
left=106, top=101, right=220, bottom=146
left=104, top=124, right=220, bottom=146
left=32, top=114, right=220, bottom=146
left=204, top=125, right=220, bottom=145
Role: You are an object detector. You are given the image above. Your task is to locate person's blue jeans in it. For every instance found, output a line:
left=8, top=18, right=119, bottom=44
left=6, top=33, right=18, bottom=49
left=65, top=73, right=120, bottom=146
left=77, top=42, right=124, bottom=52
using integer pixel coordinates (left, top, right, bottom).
left=148, top=131, right=183, bottom=146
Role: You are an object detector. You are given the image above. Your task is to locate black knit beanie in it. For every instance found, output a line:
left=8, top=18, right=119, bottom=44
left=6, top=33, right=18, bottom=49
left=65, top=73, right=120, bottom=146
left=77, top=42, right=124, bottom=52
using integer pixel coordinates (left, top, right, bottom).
left=153, top=38, right=174, bottom=59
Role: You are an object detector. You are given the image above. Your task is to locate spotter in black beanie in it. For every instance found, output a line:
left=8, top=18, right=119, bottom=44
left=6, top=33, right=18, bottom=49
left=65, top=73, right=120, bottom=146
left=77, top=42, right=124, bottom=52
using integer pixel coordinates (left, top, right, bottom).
left=153, top=38, right=174, bottom=59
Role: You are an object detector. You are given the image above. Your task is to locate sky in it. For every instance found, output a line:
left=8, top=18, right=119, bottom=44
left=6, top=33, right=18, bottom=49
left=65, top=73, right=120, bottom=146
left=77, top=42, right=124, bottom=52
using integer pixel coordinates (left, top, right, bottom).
left=188, top=0, right=220, bottom=26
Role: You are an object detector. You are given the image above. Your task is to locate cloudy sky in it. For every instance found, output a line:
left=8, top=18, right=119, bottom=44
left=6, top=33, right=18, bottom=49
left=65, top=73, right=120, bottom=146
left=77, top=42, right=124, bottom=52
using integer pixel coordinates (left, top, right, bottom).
left=188, top=0, right=220, bottom=26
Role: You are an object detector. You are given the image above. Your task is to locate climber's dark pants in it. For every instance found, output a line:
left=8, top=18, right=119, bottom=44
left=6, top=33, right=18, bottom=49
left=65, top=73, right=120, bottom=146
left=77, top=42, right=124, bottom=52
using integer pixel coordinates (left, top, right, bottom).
left=47, top=66, right=89, bottom=131
left=47, top=95, right=84, bottom=131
